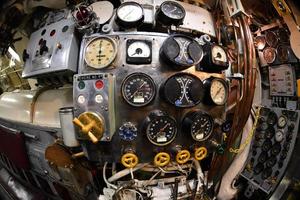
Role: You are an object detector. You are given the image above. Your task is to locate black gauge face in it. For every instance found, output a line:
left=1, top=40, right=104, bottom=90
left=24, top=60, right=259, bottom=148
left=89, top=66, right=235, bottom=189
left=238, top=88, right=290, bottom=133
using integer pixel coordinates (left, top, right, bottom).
left=161, top=1, right=185, bottom=20
left=263, top=47, right=276, bottom=64
left=254, top=36, right=266, bottom=50
left=160, top=35, right=203, bottom=69
left=160, top=73, right=204, bottom=108
left=188, top=112, right=214, bottom=141
left=277, top=45, right=289, bottom=63
left=266, top=31, right=278, bottom=47
left=267, top=111, right=278, bottom=126
left=121, top=73, right=156, bottom=107
left=146, top=115, right=177, bottom=146
left=278, top=28, right=289, bottom=43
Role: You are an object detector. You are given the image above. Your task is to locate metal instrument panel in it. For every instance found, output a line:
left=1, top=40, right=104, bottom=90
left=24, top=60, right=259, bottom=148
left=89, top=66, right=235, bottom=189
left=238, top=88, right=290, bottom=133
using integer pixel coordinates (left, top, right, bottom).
left=241, top=107, right=300, bottom=196
left=22, top=19, right=79, bottom=78
left=75, top=32, right=225, bottom=163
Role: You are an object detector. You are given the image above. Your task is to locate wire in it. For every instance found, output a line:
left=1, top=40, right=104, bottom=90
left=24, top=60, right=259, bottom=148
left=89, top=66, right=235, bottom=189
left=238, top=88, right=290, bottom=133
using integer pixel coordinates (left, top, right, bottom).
left=103, top=162, right=117, bottom=189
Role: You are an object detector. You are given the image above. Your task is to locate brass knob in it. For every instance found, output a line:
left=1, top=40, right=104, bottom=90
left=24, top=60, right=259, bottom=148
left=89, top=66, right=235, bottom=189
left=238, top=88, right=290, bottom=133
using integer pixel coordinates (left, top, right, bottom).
left=73, top=112, right=105, bottom=143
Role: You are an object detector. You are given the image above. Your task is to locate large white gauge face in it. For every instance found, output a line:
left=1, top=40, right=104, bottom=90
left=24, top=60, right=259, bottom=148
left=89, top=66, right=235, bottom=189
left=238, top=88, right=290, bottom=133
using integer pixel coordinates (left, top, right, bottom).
left=127, top=41, right=151, bottom=58
left=212, top=45, right=227, bottom=63
left=84, top=37, right=117, bottom=69
left=117, top=3, right=143, bottom=22
left=210, top=79, right=228, bottom=105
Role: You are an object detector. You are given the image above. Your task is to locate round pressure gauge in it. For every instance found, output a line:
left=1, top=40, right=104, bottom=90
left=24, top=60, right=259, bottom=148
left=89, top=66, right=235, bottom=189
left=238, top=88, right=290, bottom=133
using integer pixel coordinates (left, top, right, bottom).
left=278, top=28, right=289, bottom=43
left=254, top=35, right=266, bottom=50
left=160, top=73, right=204, bottom=108
left=267, top=111, right=278, bottom=126
left=126, top=39, right=152, bottom=64
left=116, top=2, right=144, bottom=28
left=203, top=77, right=228, bottom=106
left=182, top=111, right=214, bottom=141
left=263, top=47, right=277, bottom=64
left=275, top=130, right=284, bottom=142
left=156, top=1, right=186, bottom=26
left=84, top=36, right=117, bottom=69
left=121, top=73, right=156, bottom=107
left=144, top=110, right=177, bottom=146
left=160, top=35, right=203, bottom=69
left=266, top=31, right=278, bottom=47
left=277, top=115, right=287, bottom=128
left=277, top=45, right=289, bottom=63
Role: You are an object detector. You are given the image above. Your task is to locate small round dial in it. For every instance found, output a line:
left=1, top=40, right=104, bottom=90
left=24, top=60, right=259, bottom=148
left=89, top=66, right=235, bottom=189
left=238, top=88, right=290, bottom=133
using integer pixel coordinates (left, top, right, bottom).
left=183, top=111, right=214, bottom=141
left=127, top=41, right=151, bottom=58
left=275, top=130, right=284, bottom=142
left=209, top=78, right=228, bottom=105
left=116, top=2, right=144, bottom=28
left=144, top=111, right=177, bottom=146
left=278, top=28, right=289, bottom=43
left=254, top=35, right=266, bottom=50
left=266, top=31, right=278, bottom=47
left=278, top=115, right=287, bottom=128
left=121, top=73, right=156, bottom=107
left=211, top=45, right=228, bottom=64
left=267, top=111, right=278, bottom=126
left=160, top=73, right=204, bottom=108
left=118, top=122, right=138, bottom=141
left=157, top=1, right=186, bottom=26
left=263, top=47, right=277, bottom=64
left=84, top=37, right=117, bottom=69
left=277, top=45, right=289, bottom=63
left=160, top=35, right=203, bottom=69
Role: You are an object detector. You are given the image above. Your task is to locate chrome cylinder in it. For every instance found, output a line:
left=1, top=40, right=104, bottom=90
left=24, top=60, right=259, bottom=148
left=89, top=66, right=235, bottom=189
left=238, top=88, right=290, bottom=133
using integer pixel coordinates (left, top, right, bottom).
left=59, top=107, right=79, bottom=147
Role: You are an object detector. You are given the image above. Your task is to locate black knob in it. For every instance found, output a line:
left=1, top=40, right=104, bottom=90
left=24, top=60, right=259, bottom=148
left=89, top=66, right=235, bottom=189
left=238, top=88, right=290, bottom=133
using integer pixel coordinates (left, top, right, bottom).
left=254, top=163, right=264, bottom=175
left=22, top=49, right=29, bottom=61
left=40, top=40, right=48, bottom=55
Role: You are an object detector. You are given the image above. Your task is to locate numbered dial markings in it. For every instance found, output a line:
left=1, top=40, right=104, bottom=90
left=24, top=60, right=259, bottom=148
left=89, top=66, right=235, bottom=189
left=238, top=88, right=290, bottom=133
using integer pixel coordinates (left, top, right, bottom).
left=121, top=73, right=156, bottom=107
left=117, top=2, right=143, bottom=23
left=84, top=37, right=117, bottom=69
left=190, top=113, right=214, bottom=141
left=146, top=116, right=177, bottom=146
left=161, top=1, right=185, bottom=20
left=127, top=41, right=151, bottom=58
left=210, top=79, right=228, bottom=105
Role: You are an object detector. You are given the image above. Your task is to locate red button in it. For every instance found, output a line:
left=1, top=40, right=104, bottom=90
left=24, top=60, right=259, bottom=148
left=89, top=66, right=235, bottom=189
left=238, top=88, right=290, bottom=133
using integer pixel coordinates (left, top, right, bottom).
left=95, top=80, right=104, bottom=89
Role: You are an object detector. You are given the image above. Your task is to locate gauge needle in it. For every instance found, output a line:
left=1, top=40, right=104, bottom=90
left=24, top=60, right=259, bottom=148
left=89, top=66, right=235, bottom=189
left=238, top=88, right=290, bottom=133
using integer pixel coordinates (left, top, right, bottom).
left=201, top=121, right=208, bottom=128
left=213, top=87, right=222, bottom=99
left=130, top=81, right=146, bottom=99
left=159, top=123, right=170, bottom=133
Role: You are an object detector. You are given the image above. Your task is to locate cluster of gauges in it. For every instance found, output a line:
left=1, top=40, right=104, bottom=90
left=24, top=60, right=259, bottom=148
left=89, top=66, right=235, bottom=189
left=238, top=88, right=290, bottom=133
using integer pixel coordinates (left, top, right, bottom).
left=115, top=1, right=186, bottom=29
left=121, top=72, right=229, bottom=108
left=254, top=29, right=292, bottom=64
left=84, top=34, right=228, bottom=73
left=141, top=110, right=214, bottom=146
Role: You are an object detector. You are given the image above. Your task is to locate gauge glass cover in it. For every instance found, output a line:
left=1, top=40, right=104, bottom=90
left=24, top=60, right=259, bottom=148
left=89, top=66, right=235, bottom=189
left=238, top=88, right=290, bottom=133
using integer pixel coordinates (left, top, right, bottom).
left=84, top=37, right=117, bottom=69
left=278, top=115, right=287, bottom=128
left=146, top=115, right=177, bottom=146
left=211, top=45, right=227, bottom=64
left=210, top=79, right=228, bottom=105
left=266, top=31, right=278, bottom=47
left=117, top=3, right=143, bottom=22
left=263, top=47, right=277, bottom=64
left=121, top=73, right=156, bottom=107
left=161, top=1, right=185, bottom=20
left=190, top=113, right=214, bottom=141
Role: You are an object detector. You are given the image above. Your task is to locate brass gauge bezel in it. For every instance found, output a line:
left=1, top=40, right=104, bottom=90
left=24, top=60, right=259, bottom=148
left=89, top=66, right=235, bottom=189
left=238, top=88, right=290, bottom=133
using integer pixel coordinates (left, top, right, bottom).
left=84, top=36, right=117, bottom=69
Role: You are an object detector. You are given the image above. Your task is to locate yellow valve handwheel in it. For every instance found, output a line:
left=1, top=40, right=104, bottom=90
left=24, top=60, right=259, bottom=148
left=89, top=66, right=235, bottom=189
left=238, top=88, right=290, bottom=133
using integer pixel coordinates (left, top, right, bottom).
left=154, top=152, right=171, bottom=167
left=121, top=153, right=139, bottom=168
left=176, top=150, right=191, bottom=164
left=194, top=147, right=208, bottom=161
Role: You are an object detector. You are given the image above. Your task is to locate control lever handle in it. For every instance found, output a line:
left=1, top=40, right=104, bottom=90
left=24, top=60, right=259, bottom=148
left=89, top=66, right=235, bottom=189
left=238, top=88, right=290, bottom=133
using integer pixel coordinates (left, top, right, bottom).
left=73, top=117, right=99, bottom=143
